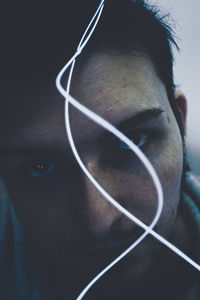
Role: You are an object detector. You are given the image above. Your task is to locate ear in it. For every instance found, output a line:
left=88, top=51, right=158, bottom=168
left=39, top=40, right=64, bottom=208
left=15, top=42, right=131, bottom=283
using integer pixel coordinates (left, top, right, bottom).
left=174, top=90, right=187, bottom=153
left=174, top=90, right=187, bottom=127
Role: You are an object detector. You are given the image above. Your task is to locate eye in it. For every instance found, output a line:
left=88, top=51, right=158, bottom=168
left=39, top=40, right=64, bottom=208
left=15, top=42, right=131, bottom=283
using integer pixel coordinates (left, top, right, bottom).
left=101, top=131, right=152, bottom=169
left=119, top=133, right=148, bottom=150
left=29, top=160, right=54, bottom=177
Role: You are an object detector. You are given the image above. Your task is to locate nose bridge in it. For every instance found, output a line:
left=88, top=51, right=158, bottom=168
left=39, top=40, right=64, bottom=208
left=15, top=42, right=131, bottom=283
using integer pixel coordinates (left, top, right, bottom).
left=82, top=159, right=120, bottom=235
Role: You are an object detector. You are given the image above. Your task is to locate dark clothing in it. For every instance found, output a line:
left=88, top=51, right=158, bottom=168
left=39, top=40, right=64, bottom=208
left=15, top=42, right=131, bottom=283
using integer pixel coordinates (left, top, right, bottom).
left=0, top=174, right=200, bottom=299
left=0, top=178, right=47, bottom=300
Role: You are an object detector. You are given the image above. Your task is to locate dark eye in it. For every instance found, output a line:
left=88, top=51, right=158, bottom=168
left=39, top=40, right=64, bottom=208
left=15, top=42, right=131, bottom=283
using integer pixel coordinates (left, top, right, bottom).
left=29, top=160, right=54, bottom=177
left=119, top=133, right=148, bottom=150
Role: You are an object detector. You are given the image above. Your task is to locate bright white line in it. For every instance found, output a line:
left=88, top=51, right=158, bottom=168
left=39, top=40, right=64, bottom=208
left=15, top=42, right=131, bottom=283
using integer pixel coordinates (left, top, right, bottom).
left=62, top=2, right=163, bottom=298
left=55, top=1, right=200, bottom=299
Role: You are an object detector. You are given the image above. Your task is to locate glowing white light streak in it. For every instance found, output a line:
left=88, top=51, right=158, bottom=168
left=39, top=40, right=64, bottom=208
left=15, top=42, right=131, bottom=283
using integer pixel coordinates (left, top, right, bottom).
left=55, top=0, right=200, bottom=299
left=56, top=0, right=105, bottom=96
left=57, top=1, right=164, bottom=297
left=66, top=93, right=200, bottom=272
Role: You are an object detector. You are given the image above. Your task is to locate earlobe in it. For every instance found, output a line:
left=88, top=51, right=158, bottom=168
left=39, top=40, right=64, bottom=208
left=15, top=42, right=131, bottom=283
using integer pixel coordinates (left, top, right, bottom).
left=174, top=90, right=187, bottom=126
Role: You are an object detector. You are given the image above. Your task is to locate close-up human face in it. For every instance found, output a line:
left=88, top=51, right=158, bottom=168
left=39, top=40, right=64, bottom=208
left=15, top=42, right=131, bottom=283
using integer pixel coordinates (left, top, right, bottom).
left=0, top=51, right=184, bottom=296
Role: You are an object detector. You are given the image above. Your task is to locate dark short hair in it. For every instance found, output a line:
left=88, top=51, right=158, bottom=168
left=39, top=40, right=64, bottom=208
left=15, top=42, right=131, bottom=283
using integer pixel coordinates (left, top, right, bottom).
left=88, top=0, right=184, bottom=136
left=1, top=0, right=184, bottom=135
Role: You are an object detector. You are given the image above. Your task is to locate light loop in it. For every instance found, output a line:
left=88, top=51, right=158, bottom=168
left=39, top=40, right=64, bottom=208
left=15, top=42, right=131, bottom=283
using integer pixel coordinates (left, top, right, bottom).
left=55, top=1, right=200, bottom=299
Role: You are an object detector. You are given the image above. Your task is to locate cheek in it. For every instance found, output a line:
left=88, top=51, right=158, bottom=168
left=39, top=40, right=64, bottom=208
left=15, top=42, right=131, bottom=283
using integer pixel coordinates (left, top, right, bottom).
left=151, top=139, right=183, bottom=236
left=159, top=154, right=183, bottom=203
left=95, top=167, right=159, bottom=228
left=96, top=132, right=183, bottom=234
left=5, top=184, right=84, bottom=263
left=157, top=131, right=183, bottom=202
left=2, top=173, right=77, bottom=241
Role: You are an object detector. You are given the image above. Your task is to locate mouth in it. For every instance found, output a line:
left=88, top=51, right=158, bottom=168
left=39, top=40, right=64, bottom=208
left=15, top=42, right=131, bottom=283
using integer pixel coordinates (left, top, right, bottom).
left=64, top=226, right=146, bottom=276
left=55, top=225, right=147, bottom=276
left=84, top=226, right=144, bottom=255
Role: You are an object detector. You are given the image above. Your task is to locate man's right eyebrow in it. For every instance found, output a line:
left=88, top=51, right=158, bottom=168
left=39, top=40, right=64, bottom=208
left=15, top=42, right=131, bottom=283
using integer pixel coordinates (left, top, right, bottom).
left=0, top=143, right=71, bottom=157
left=115, top=107, right=164, bottom=131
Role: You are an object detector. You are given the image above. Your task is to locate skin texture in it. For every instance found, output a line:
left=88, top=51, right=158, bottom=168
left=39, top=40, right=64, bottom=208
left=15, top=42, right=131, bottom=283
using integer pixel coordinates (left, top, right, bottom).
left=0, top=52, right=191, bottom=299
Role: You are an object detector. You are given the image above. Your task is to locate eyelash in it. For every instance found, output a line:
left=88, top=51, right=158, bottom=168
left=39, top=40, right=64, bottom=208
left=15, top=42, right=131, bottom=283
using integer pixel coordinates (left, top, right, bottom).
left=118, top=133, right=148, bottom=150
left=113, top=129, right=155, bottom=154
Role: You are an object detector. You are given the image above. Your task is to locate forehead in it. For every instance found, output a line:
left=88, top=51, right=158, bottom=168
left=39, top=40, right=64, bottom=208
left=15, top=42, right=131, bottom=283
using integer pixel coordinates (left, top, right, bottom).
left=1, top=52, right=171, bottom=148
left=69, top=52, right=171, bottom=139
left=71, top=52, right=168, bottom=113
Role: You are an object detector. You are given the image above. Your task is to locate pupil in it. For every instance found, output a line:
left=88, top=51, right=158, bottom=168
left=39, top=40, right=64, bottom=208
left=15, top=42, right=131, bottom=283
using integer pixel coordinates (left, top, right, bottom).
left=36, top=163, right=46, bottom=173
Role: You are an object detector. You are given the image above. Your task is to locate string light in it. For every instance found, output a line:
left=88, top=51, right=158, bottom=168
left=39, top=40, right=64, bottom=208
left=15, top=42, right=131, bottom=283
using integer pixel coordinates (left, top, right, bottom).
left=55, top=1, right=200, bottom=299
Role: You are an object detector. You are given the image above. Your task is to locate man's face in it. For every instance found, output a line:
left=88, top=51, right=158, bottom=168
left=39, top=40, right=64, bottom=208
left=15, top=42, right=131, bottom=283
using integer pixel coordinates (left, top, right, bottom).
left=0, top=52, right=183, bottom=290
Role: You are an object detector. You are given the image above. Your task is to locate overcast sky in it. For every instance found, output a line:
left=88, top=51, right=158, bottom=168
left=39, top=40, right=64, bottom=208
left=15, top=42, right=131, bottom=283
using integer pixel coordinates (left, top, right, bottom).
left=150, top=0, right=200, bottom=173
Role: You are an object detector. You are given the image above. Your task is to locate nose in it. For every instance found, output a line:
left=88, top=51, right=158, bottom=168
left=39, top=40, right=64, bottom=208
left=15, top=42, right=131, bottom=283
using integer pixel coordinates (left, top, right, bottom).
left=82, top=159, right=121, bottom=237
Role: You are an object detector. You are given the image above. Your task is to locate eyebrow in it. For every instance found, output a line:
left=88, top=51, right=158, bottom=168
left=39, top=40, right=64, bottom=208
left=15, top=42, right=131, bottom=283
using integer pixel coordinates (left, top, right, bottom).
left=0, top=108, right=164, bottom=156
left=115, top=107, right=164, bottom=131
left=0, top=141, right=71, bottom=157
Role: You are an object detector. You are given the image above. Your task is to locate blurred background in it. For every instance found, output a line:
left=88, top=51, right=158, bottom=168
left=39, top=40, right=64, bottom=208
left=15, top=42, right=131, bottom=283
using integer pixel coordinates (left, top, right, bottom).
left=151, top=0, right=200, bottom=175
